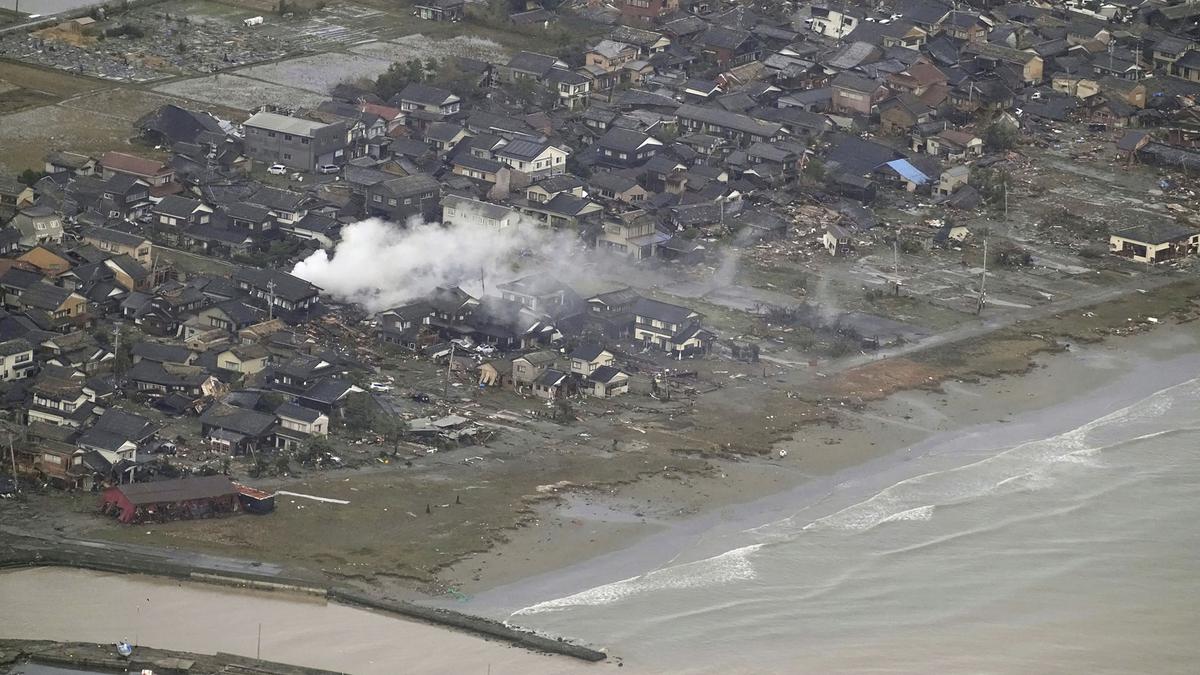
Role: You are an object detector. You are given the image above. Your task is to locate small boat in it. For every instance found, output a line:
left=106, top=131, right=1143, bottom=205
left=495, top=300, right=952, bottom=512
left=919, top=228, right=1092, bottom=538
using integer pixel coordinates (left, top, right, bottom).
left=117, top=640, right=133, bottom=657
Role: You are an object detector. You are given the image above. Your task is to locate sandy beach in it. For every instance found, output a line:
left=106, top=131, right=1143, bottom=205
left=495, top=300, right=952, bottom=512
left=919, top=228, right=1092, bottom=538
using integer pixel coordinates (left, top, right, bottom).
left=439, top=322, right=1200, bottom=609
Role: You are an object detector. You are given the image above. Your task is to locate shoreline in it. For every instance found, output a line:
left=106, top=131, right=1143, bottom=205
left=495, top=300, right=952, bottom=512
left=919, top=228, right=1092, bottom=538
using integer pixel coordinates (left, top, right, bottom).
left=445, top=323, right=1200, bottom=615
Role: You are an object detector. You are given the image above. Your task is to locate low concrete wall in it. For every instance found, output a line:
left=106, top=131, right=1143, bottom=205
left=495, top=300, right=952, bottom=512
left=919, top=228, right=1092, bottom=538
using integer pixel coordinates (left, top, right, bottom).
left=329, top=589, right=608, bottom=662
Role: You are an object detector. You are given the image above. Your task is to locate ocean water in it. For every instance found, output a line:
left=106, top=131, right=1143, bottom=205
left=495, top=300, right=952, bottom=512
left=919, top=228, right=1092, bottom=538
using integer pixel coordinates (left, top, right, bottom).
left=504, top=374, right=1200, bottom=674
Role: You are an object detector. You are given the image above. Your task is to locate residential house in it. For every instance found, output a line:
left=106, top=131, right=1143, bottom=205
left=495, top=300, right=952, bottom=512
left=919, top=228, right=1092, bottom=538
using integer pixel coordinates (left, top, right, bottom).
left=532, top=368, right=568, bottom=399
left=0, top=338, right=35, bottom=381
left=590, top=172, right=650, bottom=204
left=98, top=151, right=177, bottom=196
left=1109, top=222, right=1200, bottom=263
left=926, top=129, right=983, bottom=160
left=442, top=194, right=520, bottom=230
left=231, top=267, right=321, bottom=322
left=586, top=365, right=629, bottom=398
left=17, top=283, right=88, bottom=322
left=152, top=195, right=212, bottom=228
left=413, top=0, right=464, bottom=21
left=365, top=173, right=441, bottom=223
left=586, top=287, right=639, bottom=337
left=512, top=350, right=558, bottom=385
left=594, top=128, right=663, bottom=167
left=631, top=297, right=712, bottom=355
left=831, top=73, right=888, bottom=116
left=698, top=26, right=758, bottom=68
left=618, top=0, right=677, bottom=25
left=242, top=111, right=349, bottom=172
left=879, top=93, right=933, bottom=135
left=568, top=343, right=614, bottom=376
left=296, top=378, right=364, bottom=415
left=587, top=40, right=639, bottom=72
left=274, top=402, right=329, bottom=450
left=44, top=151, right=96, bottom=177
left=81, top=227, right=153, bottom=267
left=495, top=140, right=569, bottom=179
left=396, top=83, right=461, bottom=121
left=0, top=176, right=34, bottom=213
left=28, top=371, right=96, bottom=428
left=598, top=210, right=666, bottom=259
left=808, top=5, right=859, bottom=39
left=823, top=224, right=853, bottom=255
left=215, top=344, right=271, bottom=375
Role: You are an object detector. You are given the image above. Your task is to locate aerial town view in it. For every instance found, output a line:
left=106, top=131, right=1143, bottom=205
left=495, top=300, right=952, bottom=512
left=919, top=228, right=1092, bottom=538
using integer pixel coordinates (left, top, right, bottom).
left=0, top=0, right=1198, bottom=671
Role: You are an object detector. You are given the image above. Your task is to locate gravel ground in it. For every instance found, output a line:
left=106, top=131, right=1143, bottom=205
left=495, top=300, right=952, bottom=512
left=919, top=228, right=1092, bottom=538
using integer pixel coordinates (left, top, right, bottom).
left=152, top=73, right=328, bottom=111
left=348, top=34, right=509, bottom=64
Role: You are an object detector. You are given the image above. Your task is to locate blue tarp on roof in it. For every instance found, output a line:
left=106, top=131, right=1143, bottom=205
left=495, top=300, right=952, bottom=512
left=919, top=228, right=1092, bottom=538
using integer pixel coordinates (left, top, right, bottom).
left=885, top=158, right=930, bottom=185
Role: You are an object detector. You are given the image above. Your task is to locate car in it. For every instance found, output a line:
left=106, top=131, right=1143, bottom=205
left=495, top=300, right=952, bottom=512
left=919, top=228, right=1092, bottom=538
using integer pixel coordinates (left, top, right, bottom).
left=369, top=382, right=393, bottom=392
left=316, top=164, right=340, bottom=175
left=267, top=164, right=288, bottom=175
left=411, top=392, right=432, bottom=403
left=475, top=344, right=496, bottom=356
left=451, top=338, right=474, bottom=350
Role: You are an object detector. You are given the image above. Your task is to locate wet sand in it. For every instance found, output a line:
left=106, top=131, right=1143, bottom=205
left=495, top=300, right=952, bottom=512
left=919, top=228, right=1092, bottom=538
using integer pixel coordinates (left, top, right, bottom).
left=440, top=325, right=1199, bottom=604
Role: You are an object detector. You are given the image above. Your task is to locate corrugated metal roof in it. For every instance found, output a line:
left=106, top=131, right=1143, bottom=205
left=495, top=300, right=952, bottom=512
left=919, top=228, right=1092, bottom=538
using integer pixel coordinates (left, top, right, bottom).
left=885, top=158, right=930, bottom=184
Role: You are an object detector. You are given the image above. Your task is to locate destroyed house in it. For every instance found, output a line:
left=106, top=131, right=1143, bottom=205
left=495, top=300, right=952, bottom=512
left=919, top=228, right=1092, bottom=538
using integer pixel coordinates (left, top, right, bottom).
left=675, top=105, right=783, bottom=146
left=100, top=476, right=240, bottom=524
left=1109, top=222, right=1200, bottom=263
left=126, top=360, right=212, bottom=396
left=201, top=403, right=277, bottom=454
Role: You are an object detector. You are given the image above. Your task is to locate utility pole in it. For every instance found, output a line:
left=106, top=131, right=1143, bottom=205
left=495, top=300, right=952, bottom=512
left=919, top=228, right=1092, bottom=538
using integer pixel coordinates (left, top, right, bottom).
left=266, top=280, right=276, bottom=321
left=976, top=239, right=988, bottom=315
left=1003, top=178, right=1008, bottom=218
left=443, top=343, right=455, bottom=398
left=8, top=433, right=18, bottom=494
left=257, top=623, right=262, bottom=660
left=112, top=323, right=123, bottom=386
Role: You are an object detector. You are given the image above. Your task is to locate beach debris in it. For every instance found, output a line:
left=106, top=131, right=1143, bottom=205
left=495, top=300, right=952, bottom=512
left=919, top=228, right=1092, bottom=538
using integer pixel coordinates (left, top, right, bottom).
left=778, top=449, right=788, bottom=458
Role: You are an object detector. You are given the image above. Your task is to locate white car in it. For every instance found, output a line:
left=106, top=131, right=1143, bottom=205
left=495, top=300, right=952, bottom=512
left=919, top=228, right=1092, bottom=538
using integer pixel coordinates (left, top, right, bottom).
left=368, top=382, right=393, bottom=392
left=475, top=344, right=496, bottom=356
left=267, top=164, right=288, bottom=175
left=316, top=164, right=340, bottom=175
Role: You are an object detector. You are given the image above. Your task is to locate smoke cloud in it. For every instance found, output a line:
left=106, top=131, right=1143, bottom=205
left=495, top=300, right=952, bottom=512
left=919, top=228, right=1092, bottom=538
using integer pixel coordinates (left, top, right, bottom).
left=291, top=217, right=572, bottom=312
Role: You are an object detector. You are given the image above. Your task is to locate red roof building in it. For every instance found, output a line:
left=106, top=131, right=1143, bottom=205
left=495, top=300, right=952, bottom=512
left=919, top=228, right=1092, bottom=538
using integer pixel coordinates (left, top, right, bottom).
left=100, top=475, right=240, bottom=524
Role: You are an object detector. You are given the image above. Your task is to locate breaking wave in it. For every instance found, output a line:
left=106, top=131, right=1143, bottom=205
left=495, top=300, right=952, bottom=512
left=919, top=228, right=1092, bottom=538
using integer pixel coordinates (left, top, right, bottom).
left=513, top=544, right=764, bottom=615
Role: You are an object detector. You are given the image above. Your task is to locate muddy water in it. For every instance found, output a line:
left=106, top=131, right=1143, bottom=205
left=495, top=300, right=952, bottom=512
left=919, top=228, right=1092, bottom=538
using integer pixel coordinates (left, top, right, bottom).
left=0, top=568, right=598, bottom=674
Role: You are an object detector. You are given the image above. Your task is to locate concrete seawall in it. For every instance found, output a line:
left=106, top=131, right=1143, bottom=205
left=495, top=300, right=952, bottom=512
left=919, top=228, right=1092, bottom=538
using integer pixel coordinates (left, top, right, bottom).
left=0, top=638, right=346, bottom=675
left=0, top=546, right=608, bottom=664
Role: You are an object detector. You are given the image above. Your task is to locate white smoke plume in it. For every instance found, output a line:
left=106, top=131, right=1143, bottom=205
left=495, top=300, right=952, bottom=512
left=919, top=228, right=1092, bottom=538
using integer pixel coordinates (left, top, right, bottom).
left=291, top=216, right=573, bottom=312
